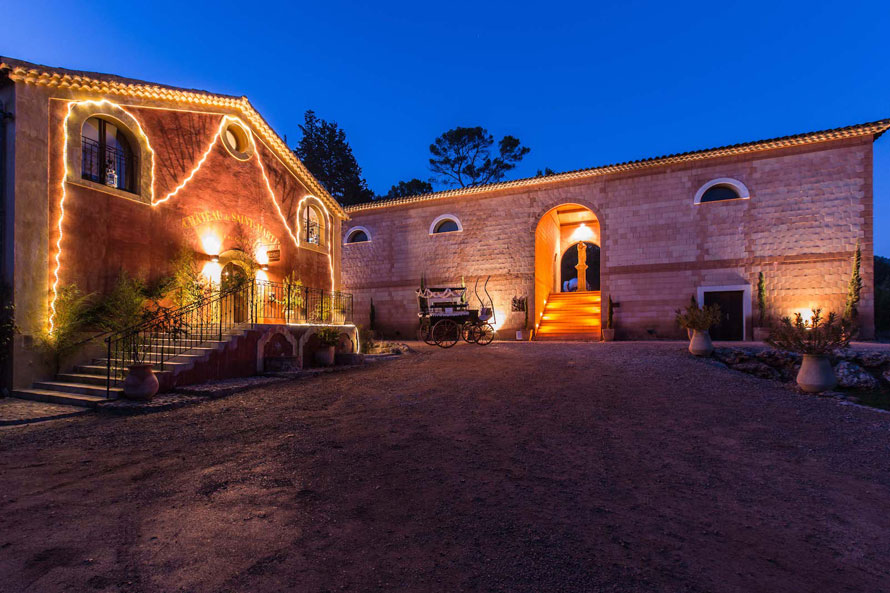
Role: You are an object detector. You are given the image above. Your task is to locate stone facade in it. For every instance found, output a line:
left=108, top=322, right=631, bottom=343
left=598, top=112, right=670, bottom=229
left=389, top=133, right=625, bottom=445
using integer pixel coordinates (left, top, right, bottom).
left=1, top=58, right=347, bottom=388
left=342, top=132, right=884, bottom=341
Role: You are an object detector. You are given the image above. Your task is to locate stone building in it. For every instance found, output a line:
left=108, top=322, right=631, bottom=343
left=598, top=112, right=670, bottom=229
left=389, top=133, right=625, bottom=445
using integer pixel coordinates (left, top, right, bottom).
left=1, top=58, right=354, bottom=399
left=342, top=119, right=888, bottom=341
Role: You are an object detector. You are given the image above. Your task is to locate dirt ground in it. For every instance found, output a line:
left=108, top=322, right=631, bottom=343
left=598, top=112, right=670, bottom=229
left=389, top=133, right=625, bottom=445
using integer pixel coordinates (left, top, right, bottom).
left=2, top=342, right=890, bottom=593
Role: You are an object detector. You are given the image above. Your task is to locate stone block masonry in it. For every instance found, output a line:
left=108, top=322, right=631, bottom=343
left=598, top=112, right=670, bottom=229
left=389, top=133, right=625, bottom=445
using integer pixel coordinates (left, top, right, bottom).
left=342, top=133, right=879, bottom=341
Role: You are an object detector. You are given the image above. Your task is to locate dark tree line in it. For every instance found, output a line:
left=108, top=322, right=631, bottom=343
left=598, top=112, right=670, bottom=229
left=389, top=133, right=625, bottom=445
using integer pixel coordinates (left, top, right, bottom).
left=293, top=111, right=533, bottom=205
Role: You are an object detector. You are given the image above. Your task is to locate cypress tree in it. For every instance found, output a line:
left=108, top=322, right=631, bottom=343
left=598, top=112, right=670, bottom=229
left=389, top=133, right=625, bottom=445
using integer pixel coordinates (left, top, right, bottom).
left=844, top=241, right=862, bottom=320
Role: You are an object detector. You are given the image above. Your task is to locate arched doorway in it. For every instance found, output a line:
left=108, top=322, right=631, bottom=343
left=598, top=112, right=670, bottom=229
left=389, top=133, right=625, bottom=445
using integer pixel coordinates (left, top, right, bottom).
left=533, top=203, right=603, bottom=339
left=560, top=242, right=600, bottom=292
left=221, top=260, right=250, bottom=322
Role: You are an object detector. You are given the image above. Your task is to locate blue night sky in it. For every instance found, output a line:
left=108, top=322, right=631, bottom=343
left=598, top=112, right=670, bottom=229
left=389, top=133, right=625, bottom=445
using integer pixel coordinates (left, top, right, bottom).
left=4, top=0, right=889, bottom=253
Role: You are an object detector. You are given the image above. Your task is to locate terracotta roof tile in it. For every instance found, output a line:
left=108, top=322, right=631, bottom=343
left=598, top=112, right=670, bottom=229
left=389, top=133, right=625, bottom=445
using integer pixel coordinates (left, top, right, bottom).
left=346, top=118, right=890, bottom=213
left=0, top=57, right=348, bottom=219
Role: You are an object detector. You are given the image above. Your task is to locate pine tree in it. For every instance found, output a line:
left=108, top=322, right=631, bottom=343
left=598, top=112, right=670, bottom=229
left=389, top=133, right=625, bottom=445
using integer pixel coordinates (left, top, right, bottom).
left=294, top=110, right=374, bottom=206
left=844, top=241, right=862, bottom=320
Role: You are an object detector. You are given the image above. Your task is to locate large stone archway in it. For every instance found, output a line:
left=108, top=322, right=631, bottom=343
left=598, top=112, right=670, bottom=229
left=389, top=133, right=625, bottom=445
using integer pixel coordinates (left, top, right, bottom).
left=533, top=204, right=602, bottom=337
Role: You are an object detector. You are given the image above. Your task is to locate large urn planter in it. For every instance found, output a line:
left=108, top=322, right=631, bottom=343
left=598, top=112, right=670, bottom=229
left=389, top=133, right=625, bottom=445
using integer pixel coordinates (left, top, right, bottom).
left=314, top=346, right=336, bottom=367
left=123, top=364, right=159, bottom=401
left=688, top=330, right=714, bottom=357
left=602, top=328, right=615, bottom=342
left=796, top=354, right=837, bottom=393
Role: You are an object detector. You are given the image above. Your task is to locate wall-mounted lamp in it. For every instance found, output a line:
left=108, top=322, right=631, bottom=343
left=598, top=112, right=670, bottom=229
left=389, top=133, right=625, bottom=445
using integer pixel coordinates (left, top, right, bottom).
left=210, top=255, right=220, bottom=263
left=261, top=264, right=269, bottom=271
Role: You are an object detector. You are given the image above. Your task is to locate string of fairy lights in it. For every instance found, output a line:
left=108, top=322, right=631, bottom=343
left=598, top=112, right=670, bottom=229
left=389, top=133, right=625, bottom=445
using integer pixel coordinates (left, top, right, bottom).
left=49, top=99, right=338, bottom=334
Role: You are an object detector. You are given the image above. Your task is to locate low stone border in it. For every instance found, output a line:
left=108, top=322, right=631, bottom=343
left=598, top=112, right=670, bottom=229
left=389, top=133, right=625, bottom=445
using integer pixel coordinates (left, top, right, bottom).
left=709, top=346, right=890, bottom=393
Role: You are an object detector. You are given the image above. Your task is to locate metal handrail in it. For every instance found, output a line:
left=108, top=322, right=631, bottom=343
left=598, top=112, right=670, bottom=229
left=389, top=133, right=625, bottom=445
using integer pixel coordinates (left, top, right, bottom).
left=105, top=280, right=354, bottom=397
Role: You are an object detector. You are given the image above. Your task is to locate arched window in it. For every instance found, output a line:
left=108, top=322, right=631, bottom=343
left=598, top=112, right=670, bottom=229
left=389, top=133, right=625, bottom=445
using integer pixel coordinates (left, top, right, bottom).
left=81, top=117, right=136, bottom=193
left=303, top=203, right=325, bottom=246
left=429, top=214, right=463, bottom=235
left=694, top=178, right=750, bottom=204
left=345, top=226, right=371, bottom=244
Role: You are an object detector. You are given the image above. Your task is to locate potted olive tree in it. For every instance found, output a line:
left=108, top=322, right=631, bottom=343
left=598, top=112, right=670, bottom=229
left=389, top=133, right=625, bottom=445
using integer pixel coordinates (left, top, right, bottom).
left=602, top=296, right=615, bottom=342
left=675, top=301, right=722, bottom=356
left=314, top=327, right=341, bottom=366
left=767, top=309, right=851, bottom=393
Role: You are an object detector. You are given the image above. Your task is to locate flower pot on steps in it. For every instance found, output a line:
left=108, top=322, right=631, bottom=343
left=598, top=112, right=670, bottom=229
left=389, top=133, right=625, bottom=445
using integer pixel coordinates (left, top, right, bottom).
left=796, top=354, right=837, bottom=393
left=123, top=364, right=159, bottom=401
left=688, top=330, right=714, bottom=357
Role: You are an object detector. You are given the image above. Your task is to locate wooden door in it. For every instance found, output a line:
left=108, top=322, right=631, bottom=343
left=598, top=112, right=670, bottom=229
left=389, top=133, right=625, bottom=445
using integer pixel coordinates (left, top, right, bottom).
left=704, top=290, right=744, bottom=341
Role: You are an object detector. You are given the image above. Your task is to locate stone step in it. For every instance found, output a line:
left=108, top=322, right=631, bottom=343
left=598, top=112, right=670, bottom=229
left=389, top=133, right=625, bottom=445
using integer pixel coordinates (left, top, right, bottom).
left=536, top=329, right=602, bottom=336
left=146, top=345, right=217, bottom=354
left=94, top=357, right=198, bottom=367
left=11, top=388, right=115, bottom=408
left=539, top=316, right=602, bottom=323
left=55, top=369, right=171, bottom=384
left=33, top=381, right=122, bottom=398
left=535, top=331, right=601, bottom=341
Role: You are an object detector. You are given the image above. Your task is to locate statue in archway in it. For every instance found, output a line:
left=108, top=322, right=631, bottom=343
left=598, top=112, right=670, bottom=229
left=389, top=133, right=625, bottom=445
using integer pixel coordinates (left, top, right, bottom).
left=575, top=242, right=588, bottom=292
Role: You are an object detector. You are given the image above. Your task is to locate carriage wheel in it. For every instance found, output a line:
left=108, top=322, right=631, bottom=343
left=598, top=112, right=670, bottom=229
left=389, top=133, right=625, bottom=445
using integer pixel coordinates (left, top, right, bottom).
left=461, top=322, right=476, bottom=343
left=432, top=319, right=461, bottom=348
left=473, top=323, right=495, bottom=345
left=418, top=318, right=437, bottom=345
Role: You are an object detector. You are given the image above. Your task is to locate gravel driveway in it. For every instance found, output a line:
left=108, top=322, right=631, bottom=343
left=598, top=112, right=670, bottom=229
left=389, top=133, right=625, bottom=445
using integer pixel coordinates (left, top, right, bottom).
left=2, top=342, right=889, bottom=592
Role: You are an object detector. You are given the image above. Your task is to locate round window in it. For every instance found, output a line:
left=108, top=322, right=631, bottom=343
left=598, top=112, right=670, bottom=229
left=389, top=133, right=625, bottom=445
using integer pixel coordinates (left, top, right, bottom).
left=222, top=122, right=252, bottom=160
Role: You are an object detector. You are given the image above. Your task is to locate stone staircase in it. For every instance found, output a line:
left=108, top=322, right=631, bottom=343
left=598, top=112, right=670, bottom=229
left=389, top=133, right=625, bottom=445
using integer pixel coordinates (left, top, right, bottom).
left=12, top=328, right=248, bottom=408
left=535, top=291, right=602, bottom=341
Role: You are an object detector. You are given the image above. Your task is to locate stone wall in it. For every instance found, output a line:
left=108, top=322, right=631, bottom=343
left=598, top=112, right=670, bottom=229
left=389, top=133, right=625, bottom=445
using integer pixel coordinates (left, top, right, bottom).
left=342, top=136, right=876, bottom=341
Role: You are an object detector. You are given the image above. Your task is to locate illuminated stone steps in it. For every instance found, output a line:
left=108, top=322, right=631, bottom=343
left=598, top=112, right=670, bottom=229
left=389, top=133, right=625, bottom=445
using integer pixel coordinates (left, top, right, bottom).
left=535, top=291, right=603, bottom=341
left=11, top=329, right=249, bottom=408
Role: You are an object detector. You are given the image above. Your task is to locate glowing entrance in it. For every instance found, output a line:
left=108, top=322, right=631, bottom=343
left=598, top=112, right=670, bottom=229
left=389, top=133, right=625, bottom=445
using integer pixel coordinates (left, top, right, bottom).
left=533, top=204, right=602, bottom=339
left=560, top=242, right=600, bottom=292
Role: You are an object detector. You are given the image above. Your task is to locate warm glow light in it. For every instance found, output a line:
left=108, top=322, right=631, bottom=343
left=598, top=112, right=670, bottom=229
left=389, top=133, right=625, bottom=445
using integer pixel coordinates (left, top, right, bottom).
left=791, top=307, right=817, bottom=320
left=255, top=245, right=270, bottom=265
left=202, top=261, right=222, bottom=284
left=200, top=233, right=223, bottom=256
left=489, top=310, right=507, bottom=332
left=50, top=105, right=338, bottom=332
left=569, top=222, right=595, bottom=243
left=255, top=269, right=269, bottom=283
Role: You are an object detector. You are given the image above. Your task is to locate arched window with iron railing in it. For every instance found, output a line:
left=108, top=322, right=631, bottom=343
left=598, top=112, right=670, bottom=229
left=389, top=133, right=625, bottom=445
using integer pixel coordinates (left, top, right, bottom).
left=81, top=116, right=137, bottom=193
left=303, top=203, right=326, bottom=247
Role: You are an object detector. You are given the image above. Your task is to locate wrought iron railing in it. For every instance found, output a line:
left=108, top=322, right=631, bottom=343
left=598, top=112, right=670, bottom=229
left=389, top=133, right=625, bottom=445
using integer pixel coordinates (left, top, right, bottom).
left=82, top=136, right=135, bottom=192
left=104, top=280, right=353, bottom=396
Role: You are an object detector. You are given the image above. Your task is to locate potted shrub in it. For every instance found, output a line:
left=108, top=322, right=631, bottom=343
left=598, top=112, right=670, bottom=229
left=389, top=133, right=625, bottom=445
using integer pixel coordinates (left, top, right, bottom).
left=602, top=296, right=616, bottom=342
left=122, top=333, right=159, bottom=401
left=314, top=327, right=341, bottom=366
left=753, top=272, right=771, bottom=342
left=766, top=309, right=852, bottom=393
left=675, top=301, right=722, bottom=356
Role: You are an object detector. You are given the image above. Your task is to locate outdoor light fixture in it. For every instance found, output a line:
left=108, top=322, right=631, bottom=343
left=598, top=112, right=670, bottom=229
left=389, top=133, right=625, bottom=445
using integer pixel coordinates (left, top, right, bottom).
left=211, top=256, right=219, bottom=263
left=261, top=264, right=269, bottom=271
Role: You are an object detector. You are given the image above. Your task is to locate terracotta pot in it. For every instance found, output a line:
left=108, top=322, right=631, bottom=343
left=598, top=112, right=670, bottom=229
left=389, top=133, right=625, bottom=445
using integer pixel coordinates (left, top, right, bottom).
left=602, top=328, right=615, bottom=342
left=797, top=354, right=837, bottom=393
left=314, top=346, right=336, bottom=367
left=687, top=328, right=694, bottom=340
left=753, top=327, right=771, bottom=342
left=688, top=330, right=714, bottom=357
left=123, top=364, right=159, bottom=401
